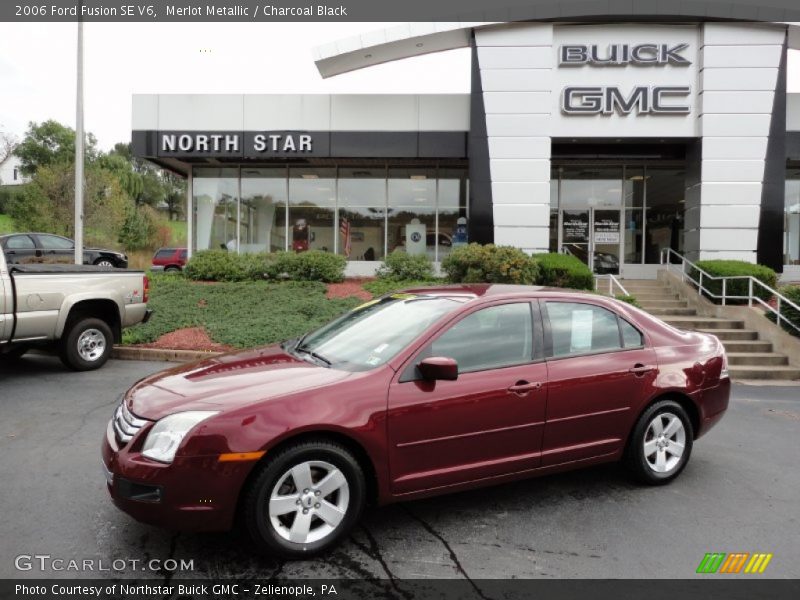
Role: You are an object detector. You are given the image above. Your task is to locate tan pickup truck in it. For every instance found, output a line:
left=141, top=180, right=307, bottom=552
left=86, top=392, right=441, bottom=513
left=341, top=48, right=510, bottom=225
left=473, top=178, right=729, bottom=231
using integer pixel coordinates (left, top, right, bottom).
left=0, top=249, right=151, bottom=370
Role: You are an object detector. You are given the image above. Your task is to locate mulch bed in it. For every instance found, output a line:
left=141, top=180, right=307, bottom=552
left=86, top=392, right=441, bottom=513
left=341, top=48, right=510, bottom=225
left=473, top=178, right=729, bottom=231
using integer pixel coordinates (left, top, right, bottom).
left=135, top=327, right=233, bottom=353
left=326, top=278, right=373, bottom=301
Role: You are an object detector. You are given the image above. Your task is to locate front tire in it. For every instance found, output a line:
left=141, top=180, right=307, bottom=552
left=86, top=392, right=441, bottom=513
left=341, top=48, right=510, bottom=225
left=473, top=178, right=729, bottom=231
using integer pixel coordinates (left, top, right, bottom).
left=59, top=318, right=113, bottom=371
left=625, top=400, right=693, bottom=485
left=243, top=440, right=366, bottom=559
left=94, top=259, right=115, bottom=268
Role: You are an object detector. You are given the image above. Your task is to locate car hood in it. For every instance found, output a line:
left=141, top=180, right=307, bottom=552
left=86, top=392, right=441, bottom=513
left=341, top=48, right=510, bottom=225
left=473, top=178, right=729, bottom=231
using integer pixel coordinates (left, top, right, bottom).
left=126, top=345, right=353, bottom=421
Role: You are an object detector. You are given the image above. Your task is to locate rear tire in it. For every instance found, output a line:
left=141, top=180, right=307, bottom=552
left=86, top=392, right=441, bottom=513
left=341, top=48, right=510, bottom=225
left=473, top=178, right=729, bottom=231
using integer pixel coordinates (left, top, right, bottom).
left=59, top=317, right=113, bottom=371
left=243, top=440, right=366, bottom=559
left=165, top=266, right=181, bottom=273
left=625, top=399, right=694, bottom=485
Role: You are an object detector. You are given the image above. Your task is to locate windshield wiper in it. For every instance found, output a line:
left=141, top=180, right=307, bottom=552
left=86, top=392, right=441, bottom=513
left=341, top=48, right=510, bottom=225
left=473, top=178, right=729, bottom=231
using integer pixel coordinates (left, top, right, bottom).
left=294, top=345, right=332, bottom=367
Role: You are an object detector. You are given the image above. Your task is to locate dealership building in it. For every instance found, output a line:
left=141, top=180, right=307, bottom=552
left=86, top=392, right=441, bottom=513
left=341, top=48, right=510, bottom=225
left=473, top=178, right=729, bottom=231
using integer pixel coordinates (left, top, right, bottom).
left=132, top=18, right=800, bottom=279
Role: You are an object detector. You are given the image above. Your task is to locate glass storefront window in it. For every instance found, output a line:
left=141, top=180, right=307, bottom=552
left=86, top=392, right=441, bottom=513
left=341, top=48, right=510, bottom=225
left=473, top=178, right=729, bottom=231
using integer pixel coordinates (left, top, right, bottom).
left=388, top=167, right=437, bottom=260
left=191, top=165, right=467, bottom=261
left=193, top=168, right=238, bottom=252
left=337, top=167, right=387, bottom=261
left=438, top=168, right=469, bottom=260
left=644, top=167, right=685, bottom=263
left=624, top=166, right=645, bottom=207
left=289, top=168, right=336, bottom=253
left=624, top=209, right=643, bottom=264
left=786, top=168, right=800, bottom=265
left=560, top=166, right=623, bottom=209
left=240, top=168, right=287, bottom=253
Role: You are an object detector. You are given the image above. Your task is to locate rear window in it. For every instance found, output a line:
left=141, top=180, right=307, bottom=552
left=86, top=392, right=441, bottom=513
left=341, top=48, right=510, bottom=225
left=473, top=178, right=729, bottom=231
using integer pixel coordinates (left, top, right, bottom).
left=154, top=249, right=174, bottom=259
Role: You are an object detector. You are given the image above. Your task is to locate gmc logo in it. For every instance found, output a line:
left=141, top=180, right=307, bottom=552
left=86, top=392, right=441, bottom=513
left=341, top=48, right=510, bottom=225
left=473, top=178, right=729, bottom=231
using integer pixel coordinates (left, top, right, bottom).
left=562, top=86, right=691, bottom=115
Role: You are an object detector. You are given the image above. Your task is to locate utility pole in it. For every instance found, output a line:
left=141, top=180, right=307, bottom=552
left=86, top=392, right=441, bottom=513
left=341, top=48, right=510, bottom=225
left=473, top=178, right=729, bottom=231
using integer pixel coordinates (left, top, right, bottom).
left=74, top=4, right=84, bottom=265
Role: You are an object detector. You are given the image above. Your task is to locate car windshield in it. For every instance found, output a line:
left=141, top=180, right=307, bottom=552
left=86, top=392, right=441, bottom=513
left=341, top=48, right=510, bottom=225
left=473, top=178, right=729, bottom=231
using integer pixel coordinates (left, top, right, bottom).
left=288, top=293, right=466, bottom=371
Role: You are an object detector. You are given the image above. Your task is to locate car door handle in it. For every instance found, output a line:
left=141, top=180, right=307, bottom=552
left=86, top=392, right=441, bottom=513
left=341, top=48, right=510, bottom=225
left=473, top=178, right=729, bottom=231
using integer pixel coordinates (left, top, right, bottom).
left=629, top=364, right=656, bottom=376
left=508, top=381, right=542, bottom=394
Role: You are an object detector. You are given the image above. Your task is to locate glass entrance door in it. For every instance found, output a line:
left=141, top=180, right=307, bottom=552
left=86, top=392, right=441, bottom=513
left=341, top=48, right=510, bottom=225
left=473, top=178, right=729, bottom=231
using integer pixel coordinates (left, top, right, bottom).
left=592, top=210, right=621, bottom=274
left=560, top=209, right=621, bottom=275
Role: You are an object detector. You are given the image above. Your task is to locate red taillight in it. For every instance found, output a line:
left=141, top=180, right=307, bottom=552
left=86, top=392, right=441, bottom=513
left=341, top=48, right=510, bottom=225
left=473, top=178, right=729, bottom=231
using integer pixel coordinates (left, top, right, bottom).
left=143, top=275, right=150, bottom=303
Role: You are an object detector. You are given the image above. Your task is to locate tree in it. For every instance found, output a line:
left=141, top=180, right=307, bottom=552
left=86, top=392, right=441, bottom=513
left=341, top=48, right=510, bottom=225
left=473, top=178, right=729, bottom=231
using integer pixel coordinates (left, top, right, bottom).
left=9, top=162, right=128, bottom=246
left=14, top=120, right=97, bottom=175
left=0, top=129, right=17, bottom=164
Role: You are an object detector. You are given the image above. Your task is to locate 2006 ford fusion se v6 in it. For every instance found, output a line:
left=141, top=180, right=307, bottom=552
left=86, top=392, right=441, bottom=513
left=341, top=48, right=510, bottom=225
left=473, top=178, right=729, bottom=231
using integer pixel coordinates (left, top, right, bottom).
left=102, top=285, right=730, bottom=558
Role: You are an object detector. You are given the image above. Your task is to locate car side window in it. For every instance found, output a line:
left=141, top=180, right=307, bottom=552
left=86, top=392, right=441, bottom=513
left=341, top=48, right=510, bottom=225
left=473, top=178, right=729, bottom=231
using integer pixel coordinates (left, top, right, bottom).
left=426, top=303, right=533, bottom=373
left=37, top=235, right=73, bottom=250
left=620, top=318, right=644, bottom=348
left=6, top=235, right=35, bottom=250
left=545, top=302, right=626, bottom=358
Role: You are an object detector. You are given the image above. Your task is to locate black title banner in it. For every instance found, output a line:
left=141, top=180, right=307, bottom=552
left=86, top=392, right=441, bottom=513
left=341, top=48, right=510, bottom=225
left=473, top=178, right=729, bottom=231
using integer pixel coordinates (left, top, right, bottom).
left=2, top=579, right=800, bottom=600
left=4, top=0, right=800, bottom=22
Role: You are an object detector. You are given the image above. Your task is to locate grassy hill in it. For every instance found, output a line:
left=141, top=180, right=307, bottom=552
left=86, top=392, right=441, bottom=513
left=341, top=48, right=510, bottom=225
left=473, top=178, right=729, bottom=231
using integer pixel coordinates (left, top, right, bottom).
left=0, top=214, right=14, bottom=234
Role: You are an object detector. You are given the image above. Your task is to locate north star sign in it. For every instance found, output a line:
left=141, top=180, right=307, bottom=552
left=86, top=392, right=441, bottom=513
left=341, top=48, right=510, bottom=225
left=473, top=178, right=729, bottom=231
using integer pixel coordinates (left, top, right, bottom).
left=160, top=133, right=313, bottom=154
left=559, top=43, right=692, bottom=116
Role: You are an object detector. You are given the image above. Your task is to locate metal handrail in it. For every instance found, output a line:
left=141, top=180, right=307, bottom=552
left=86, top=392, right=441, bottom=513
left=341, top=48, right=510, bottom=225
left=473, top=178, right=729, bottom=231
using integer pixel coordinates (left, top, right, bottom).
left=660, top=248, right=800, bottom=335
left=594, top=274, right=630, bottom=297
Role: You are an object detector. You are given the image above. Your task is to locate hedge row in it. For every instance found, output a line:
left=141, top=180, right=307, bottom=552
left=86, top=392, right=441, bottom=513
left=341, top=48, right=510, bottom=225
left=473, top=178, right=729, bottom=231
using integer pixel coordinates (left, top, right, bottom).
left=441, top=245, right=594, bottom=290
left=692, top=260, right=778, bottom=303
left=184, top=250, right=346, bottom=283
left=184, top=245, right=596, bottom=291
left=769, top=285, right=800, bottom=337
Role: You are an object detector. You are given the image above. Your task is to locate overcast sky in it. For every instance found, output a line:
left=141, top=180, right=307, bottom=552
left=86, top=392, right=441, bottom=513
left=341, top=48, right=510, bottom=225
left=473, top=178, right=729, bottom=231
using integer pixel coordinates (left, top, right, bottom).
left=0, top=22, right=797, bottom=150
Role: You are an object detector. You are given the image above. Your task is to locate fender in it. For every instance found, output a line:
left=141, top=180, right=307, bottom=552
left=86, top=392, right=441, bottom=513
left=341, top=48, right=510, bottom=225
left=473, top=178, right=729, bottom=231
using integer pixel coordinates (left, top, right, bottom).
left=55, top=291, right=125, bottom=338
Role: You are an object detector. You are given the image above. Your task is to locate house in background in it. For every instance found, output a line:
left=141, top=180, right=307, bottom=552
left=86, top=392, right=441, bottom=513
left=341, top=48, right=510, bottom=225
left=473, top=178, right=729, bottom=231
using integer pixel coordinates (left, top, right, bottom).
left=0, top=155, right=28, bottom=187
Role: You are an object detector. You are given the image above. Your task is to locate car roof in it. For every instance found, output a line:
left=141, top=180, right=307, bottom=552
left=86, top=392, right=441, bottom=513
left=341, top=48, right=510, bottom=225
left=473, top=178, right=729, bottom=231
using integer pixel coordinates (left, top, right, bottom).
left=397, top=283, right=596, bottom=300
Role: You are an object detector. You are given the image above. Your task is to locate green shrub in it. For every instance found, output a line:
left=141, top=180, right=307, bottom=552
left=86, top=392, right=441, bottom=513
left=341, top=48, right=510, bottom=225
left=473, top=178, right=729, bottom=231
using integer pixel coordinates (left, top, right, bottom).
left=362, top=279, right=438, bottom=297
left=272, top=250, right=346, bottom=283
left=376, top=251, right=435, bottom=281
left=441, top=243, right=539, bottom=285
left=118, top=204, right=160, bottom=251
left=533, top=253, right=594, bottom=290
left=692, top=260, right=777, bottom=304
left=767, top=285, right=800, bottom=337
left=184, top=250, right=271, bottom=282
left=615, top=294, right=641, bottom=308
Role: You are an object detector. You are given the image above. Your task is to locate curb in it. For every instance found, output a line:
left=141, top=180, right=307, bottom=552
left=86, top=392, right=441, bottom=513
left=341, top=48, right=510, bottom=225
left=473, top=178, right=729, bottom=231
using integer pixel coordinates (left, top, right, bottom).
left=112, top=346, right=223, bottom=363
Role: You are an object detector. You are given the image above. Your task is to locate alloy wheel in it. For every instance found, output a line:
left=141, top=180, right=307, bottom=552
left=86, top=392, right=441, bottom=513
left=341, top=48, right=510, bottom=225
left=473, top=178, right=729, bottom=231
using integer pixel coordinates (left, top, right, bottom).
left=268, top=460, right=349, bottom=544
left=643, top=412, right=686, bottom=474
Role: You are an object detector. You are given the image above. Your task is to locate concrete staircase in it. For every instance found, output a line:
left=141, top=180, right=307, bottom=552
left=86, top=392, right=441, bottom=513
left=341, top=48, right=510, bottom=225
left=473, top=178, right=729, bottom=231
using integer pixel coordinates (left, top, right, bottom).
left=623, top=279, right=800, bottom=381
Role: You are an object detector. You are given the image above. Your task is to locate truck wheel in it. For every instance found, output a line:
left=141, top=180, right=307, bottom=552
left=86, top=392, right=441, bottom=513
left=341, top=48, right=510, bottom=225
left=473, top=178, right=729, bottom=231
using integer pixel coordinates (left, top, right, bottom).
left=60, top=318, right=113, bottom=371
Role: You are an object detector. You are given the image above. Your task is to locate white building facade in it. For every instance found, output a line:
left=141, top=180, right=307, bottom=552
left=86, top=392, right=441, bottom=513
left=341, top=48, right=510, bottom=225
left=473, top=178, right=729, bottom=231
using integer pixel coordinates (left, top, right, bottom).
left=132, top=19, right=800, bottom=280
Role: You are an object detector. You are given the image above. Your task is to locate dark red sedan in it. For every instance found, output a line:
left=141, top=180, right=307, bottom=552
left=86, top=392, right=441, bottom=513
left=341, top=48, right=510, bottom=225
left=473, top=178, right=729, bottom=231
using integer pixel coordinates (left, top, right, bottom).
left=102, top=285, right=730, bottom=558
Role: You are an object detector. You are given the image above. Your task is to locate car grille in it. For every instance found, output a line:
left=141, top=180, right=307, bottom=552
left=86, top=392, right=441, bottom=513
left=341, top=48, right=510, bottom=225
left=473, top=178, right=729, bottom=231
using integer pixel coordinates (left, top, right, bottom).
left=113, top=401, right=148, bottom=445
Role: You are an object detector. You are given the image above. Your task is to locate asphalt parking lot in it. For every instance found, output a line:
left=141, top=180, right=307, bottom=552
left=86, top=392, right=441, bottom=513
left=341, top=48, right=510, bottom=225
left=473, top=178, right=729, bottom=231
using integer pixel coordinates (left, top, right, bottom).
left=0, top=355, right=798, bottom=581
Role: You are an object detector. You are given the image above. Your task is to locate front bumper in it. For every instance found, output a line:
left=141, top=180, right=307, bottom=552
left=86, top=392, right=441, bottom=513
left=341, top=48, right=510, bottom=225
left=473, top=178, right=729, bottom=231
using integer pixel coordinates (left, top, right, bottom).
left=101, top=419, right=254, bottom=532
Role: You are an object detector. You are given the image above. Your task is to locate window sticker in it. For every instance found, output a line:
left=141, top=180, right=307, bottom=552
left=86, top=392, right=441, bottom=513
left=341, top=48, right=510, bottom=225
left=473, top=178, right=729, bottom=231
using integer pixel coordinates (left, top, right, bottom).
left=365, top=355, right=383, bottom=366
left=373, top=343, right=389, bottom=354
left=570, top=309, right=594, bottom=353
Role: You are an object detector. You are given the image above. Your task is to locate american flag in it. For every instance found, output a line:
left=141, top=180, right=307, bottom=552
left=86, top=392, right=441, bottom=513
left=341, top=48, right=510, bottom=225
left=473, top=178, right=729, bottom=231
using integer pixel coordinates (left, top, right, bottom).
left=339, top=216, right=352, bottom=258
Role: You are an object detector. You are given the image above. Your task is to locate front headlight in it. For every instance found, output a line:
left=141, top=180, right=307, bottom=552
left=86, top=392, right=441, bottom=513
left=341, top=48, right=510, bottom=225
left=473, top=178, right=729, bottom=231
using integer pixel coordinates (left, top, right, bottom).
left=141, top=411, right=219, bottom=464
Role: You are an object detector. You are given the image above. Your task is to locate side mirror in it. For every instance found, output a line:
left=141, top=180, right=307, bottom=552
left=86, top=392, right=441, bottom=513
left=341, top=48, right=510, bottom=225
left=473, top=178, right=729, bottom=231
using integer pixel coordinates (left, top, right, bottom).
left=418, top=357, right=458, bottom=381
